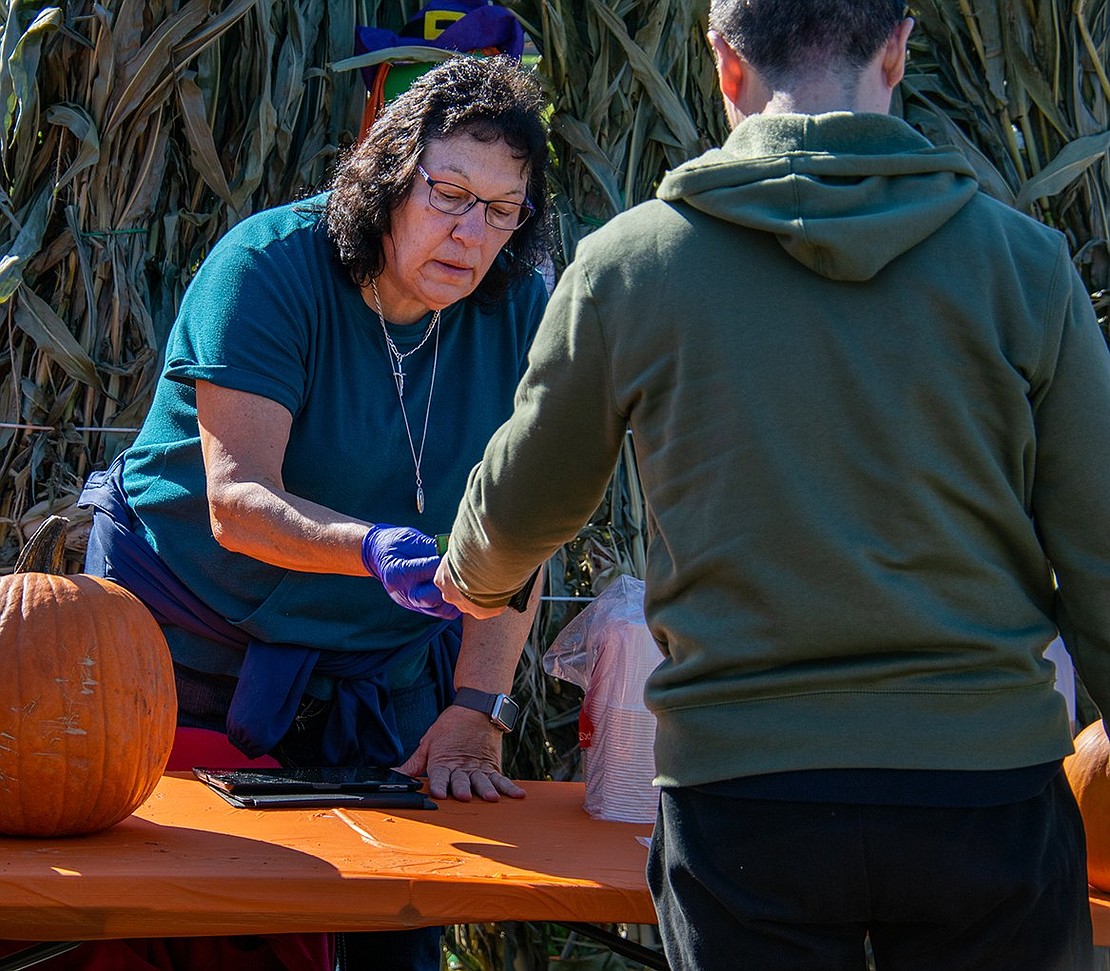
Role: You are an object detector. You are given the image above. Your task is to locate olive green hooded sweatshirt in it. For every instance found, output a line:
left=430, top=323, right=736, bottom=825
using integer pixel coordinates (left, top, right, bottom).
left=446, top=112, right=1110, bottom=787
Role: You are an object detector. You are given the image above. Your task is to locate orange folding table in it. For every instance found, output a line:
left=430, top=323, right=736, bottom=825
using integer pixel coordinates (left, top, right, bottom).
left=3, top=774, right=1109, bottom=968
left=0, top=773, right=660, bottom=968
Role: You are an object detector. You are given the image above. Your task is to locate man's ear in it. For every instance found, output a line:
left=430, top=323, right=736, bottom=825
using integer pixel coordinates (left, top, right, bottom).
left=881, top=17, right=915, bottom=90
left=707, top=30, right=745, bottom=108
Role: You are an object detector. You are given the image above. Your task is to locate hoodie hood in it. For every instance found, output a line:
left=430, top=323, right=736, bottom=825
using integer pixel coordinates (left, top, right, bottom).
left=657, top=112, right=979, bottom=281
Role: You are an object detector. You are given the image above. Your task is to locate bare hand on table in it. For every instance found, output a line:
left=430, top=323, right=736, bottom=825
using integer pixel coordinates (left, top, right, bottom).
left=397, top=704, right=526, bottom=802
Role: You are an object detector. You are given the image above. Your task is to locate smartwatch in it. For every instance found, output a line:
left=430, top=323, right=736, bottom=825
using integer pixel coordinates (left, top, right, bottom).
left=452, top=687, right=520, bottom=733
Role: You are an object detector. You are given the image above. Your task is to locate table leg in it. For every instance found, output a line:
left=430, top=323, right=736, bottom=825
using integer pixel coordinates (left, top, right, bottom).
left=557, top=923, right=669, bottom=970
left=0, top=942, right=82, bottom=971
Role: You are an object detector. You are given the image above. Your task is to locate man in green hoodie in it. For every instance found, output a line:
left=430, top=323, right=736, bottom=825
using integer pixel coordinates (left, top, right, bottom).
left=419, top=1, right=1110, bottom=967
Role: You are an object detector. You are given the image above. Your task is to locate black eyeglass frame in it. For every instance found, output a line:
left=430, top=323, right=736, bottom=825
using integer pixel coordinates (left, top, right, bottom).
left=415, top=164, right=534, bottom=231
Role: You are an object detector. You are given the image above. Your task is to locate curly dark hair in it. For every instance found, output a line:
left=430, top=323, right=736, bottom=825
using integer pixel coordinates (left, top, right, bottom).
left=326, top=55, right=549, bottom=305
left=709, top=0, right=904, bottom=88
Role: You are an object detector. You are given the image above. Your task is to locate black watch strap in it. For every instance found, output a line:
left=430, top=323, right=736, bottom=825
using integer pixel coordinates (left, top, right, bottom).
left=452, top=687, right=520, bottom=733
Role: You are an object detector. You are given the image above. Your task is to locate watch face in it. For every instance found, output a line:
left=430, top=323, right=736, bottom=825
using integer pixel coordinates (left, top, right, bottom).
left=490, top=694, right=520, bottom=732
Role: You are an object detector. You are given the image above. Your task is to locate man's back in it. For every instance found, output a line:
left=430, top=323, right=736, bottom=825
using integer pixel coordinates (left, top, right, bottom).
left=490, top=110, right=1102, bottom=787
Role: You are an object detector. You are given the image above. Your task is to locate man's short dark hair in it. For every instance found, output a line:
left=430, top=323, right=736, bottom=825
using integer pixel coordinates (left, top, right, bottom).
left=326, top=55, right=549, bottom=304
left=709, top=0, right=904, bottom=88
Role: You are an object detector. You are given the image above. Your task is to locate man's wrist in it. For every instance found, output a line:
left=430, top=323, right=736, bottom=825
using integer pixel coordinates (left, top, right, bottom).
left=452, top=687, right=520, bottom=733
left=443, top=556, right=483, bottom=605
left=444, top=555, right=518, bottom=609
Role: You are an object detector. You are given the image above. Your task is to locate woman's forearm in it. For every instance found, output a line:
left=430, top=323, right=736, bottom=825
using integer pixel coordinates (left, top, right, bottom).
left=206, top=477, right=370, bottom=575
left=197, top=380, right=369, bottom=574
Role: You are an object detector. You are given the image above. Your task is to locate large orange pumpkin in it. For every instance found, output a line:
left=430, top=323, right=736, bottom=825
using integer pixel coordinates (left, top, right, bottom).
left=1064, top=720, right=1110, bottom=891
left=0, top=564, right=177, bottom=837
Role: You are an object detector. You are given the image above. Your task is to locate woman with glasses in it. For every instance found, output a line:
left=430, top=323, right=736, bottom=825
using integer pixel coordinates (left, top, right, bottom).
left=77, top=55, right=548, bottom=970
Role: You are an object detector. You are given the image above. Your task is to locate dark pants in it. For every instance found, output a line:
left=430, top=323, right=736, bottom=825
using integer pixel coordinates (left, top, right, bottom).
left=176, top=662, right=443, bottom=971
left=647, top=772, right=1094, bottom=971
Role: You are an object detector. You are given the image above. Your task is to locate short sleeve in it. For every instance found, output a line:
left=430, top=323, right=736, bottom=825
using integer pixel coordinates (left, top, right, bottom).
left=162, top=215, right=322, bottom=416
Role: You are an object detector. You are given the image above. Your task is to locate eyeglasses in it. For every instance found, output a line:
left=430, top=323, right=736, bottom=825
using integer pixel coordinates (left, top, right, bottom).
left=416, top=164, right=534, bottom=232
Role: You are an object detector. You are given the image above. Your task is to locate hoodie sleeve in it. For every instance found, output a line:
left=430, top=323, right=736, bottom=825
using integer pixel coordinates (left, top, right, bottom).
left=445, top=255, right=628, bottom=607
left=1029, top=243, right=1110, bottom=718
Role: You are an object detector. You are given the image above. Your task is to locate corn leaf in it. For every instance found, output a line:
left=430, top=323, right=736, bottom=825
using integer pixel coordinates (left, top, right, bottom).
left=45, top=103, right=100, bottom=189
left=12, top=286, right=101, bottom=391
left=0, top=186, right=51, bottom=303
left=549, top=112, right=624, bottom=217
left=1014, top=129, right=1110, bottom=209
left=177, top=72, right=235, bottom=209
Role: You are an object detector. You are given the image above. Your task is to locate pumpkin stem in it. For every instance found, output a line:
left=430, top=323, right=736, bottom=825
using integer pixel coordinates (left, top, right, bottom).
left=15, top=515, right=70, bottom=575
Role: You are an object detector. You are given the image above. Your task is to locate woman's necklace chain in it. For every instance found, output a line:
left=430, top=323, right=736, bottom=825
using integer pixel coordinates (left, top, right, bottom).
left=370, top=279, right=440, bottom=514
left=370, top=279, right=440, bottom=398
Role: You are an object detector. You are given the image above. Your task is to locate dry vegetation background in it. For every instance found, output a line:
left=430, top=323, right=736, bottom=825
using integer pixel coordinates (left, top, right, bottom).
left=0, top=0, right=1106, bottom=967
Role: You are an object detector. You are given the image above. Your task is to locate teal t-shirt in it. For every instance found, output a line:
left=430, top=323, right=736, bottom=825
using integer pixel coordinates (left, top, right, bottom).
left=122, top=193, right=546, bottom=687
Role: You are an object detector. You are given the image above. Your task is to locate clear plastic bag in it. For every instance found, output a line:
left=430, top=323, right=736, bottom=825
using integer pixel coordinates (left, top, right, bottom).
left=544, top=574, right=660, bottom=822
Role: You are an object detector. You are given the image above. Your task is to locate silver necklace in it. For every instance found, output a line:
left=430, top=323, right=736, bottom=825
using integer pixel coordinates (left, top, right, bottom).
left=370, top=279, right=440, bottom=514
left=370, top=279, right=440, bottom=398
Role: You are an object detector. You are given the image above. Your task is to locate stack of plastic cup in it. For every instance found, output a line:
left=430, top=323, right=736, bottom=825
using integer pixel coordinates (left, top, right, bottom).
left=579, top=609, right=660, bottom=823
left=543, top=575, right=661, bottom=823
left=581, top=692, right=658, bottom=823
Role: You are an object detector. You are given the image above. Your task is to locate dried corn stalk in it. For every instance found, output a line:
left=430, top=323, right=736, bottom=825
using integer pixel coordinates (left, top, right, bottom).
left=904, top=0, right=1109, bottom=333
left=0, top=0, right=386, bottom=566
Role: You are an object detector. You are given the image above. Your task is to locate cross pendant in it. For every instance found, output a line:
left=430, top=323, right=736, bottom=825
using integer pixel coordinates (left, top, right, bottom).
left=393, top=364, right=405, bottom=397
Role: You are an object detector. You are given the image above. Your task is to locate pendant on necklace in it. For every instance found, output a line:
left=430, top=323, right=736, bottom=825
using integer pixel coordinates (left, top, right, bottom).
left=393, top=366, right=405, bottom=397
left=416, top=485, right=425, bottom=514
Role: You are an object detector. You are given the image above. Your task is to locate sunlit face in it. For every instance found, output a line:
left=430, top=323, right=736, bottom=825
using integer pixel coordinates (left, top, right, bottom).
left=373, top=132, right=531, bottom=324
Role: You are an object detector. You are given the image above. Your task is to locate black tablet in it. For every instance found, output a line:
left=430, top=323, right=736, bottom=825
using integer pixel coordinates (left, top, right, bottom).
left=207, top=788, right=437, bottom=810
left=192, top=765, right=423, bottom=796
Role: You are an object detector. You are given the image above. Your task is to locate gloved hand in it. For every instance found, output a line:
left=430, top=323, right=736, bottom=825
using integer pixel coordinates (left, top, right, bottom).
left=361, top=524, right=461, bottom=620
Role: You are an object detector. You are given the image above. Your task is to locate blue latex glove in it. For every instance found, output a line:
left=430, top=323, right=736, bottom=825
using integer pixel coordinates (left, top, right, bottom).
left=361, top=525, right=461, bottom=620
